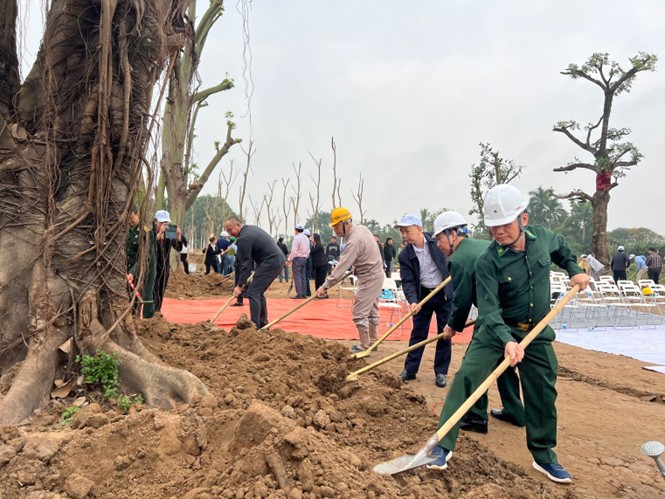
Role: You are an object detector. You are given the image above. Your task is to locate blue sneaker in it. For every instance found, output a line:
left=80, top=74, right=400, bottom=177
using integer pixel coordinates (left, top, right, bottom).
left=425, top=446, right=452, bottom=470
left=532, top=461, right=573, bottom=484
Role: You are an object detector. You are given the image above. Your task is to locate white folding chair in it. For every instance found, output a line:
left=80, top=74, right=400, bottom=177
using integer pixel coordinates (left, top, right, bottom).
left=336, top=275, right=357, bottom=308
left=378, top=279, right=405, bottom=332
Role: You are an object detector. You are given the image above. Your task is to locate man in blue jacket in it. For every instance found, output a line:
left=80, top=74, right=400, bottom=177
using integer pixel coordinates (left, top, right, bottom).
left=396, top=214, right=454, bottom=387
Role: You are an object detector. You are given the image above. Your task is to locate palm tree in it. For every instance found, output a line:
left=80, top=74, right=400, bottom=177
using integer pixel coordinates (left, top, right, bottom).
left=528, top=187, right=567, bottom=229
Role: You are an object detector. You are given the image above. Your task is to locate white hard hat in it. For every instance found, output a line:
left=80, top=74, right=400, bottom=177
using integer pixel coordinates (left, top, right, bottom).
left=617, top=245, right=624, bottom=251
left=220, top=231, right=229, bottom=237
left=433, top=211, right=468, bottom=236
left=483, top=184, right=528, bottom=227
left=154, top=210, right=171, bottom=223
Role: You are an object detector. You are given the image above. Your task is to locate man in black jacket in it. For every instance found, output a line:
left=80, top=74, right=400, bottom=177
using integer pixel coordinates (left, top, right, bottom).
left=224, top=217, right=285, bottom=328
left=383, top=237, right=397, bottom=278
left=396, top=214, right=454, bottom=387
left=610, top=245, right=630, bottom=282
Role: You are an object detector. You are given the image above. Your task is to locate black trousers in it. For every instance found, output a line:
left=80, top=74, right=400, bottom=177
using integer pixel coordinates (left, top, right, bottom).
left=154, top=265, right=170, bottom=312
left=404, top=288, right=452, bottom=375
left=648, top=268, right=661, bottom=285
left=245, top=260, right=282, bottom=328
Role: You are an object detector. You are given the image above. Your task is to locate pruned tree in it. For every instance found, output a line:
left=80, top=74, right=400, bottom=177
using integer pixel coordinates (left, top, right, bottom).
left=248, top=194, right=265, bottom=226
left=264, top=180, right=278, bottom=236
left=331, top=137, right=342, bottom=208
left=308, top=152, right=322, bottom=233
left=552, top=52, right=657, bottom=264
left=155, top=0, right=241, bottom=227
left=0, top=0, right=207, bottom=423
left=238, top=140, right=254, bottom=221
left=280, top=177, right=292, bottom=237
left=468, top=143, right=524, bottom=232
left=291, top=162, right=303, bottom=227
left=352, top=174, right=367, bottom=224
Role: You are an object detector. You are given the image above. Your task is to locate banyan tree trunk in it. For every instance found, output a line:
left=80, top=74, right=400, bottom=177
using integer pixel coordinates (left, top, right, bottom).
left=0, top=0, right=207, bottom=423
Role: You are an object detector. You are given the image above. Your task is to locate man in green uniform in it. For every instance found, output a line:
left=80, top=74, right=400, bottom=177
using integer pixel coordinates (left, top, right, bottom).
left=427, top=185, right=589, bottom=484
left=126, top=204, right=156, bottom=318
left=434, top=211, right=525, bottom=435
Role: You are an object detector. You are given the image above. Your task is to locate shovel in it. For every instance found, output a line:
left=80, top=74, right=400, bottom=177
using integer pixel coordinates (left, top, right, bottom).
left=346, top=320, right=475, bottom=381
left=215, top=271, right=236, bottom=286
left=373, top=284, right=580, bottom=475
left=262, top=270, right=353, bottom=331
left=209, top=272, right=254, bottom=323
left=353, top=276, right=452, bottom=359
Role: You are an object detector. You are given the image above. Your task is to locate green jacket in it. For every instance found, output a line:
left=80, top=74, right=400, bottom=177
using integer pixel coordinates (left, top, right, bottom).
left=446, top=238, right=490, bottom=332
left=475, top=225, right=583, bottom=346
left=126, top=223, right=156, bottom=280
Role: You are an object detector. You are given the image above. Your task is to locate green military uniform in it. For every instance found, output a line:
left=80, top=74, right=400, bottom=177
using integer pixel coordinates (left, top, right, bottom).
left=126, top=222, right=156, bottom=318
left=447, top=237, right=524, bottom=424
left=437, top=225, right=583, bottom=464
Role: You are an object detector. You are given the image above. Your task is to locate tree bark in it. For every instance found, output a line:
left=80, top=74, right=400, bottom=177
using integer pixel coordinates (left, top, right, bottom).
left=0, top=0, right=207, bottom=424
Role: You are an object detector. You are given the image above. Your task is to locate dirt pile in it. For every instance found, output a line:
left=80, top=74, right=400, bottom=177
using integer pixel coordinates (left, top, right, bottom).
left=0, top=319, right=571, bottom=498
left=166, top=272, right=235, bottom=299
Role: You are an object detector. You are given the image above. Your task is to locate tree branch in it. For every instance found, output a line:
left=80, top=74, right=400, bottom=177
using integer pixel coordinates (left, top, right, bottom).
left=552, top=162, right=596, bottom=173
left=192, top=79, right=234, bottom=104
left=0, top=0, right=20, bottom=117
left=185, top=122, right=241, bottom=209
left=552, top=189, right=593, bottom=203
left=552, top=126, right=596, bottom=154
left=561, top=69, right=606, bottom=90
left=194, top=0, right=223, bottom=57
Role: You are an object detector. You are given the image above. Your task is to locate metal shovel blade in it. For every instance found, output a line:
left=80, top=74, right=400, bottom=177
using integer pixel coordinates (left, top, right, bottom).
left=372, top=448, right=436, bottom=475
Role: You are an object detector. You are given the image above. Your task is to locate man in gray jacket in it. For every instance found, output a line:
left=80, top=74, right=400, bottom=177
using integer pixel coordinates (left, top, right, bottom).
left=315, top=207, right=385, bottom=353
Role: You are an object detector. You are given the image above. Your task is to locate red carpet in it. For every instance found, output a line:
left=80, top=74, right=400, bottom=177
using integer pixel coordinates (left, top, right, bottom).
left=162, top=297, right=472, bottom=344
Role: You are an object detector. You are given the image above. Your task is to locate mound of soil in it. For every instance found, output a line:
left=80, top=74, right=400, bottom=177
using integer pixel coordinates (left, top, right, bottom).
left=166, top=272, right=236, bottom=298
left=0, top=318, right=570, bottom=499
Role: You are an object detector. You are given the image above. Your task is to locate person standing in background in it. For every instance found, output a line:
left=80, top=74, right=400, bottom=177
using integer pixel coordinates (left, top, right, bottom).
left=287, top=224, right=310, bottom=299
left=276, top=237, right=290, bottom=282
left=176, top=227, right=189, bottom=274
left=610, top=245, right=630, bottom=282
left=646, top=247, right=662, bottom=284
left=383, top=237, right=397, bottom=278
left=310, top=233, right=329, bottom=296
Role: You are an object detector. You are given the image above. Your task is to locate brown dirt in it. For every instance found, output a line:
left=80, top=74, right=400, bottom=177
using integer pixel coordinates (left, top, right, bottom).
left=1, top=274, right=664, bottom=498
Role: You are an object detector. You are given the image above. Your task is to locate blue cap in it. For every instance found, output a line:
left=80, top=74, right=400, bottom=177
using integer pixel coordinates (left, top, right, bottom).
left=394, top=213, right=422, bottom=228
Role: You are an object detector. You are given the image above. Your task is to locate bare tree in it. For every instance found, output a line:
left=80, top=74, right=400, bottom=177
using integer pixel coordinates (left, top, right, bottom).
left=552, top=52, right=657, bottom=264
left=0, top=0, right=207, bottom=423
left=281, top=178, right=292, bottom=237
left=291, top=162, right=303, bottom=227
left=264, top=180, right=278, bottom=235
left=331, top=137, right=342, bottom=207
left=352, top=174, right=367, bottom=224
left=248, top=194, right=265, bottom=226
left=308, top=152, right=323, bottom=233
left=468, top=143, right=524, bottom=232
left=238, top=140, right=254, bottom=221
left=154, top=0, right=241, bottom=226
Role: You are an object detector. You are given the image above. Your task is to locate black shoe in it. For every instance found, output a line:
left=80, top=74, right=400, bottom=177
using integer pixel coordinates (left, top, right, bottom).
left=459, top=418, right=488, bottom=434
left=435, top=374, right=448, bottom=388
left=291, top=295, right=304, bottom=299
left=489, top=408, right=525, bottom=427
left=230, top=302, right=244, bottom=307
left=399, top=370, right=416, bottom=382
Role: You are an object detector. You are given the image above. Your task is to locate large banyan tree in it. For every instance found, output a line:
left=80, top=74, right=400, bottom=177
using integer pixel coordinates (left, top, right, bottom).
left=0, top=0, right=207, bottom=423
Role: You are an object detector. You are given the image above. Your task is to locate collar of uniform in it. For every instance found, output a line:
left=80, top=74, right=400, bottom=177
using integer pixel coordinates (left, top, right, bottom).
left=495, top=227, right=537, bottom=257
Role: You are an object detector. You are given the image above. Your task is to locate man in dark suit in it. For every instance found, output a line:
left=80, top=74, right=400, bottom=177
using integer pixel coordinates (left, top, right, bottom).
left=224, top=217, right=286, bottom=328
left=396, top=214, right=454, bottom=387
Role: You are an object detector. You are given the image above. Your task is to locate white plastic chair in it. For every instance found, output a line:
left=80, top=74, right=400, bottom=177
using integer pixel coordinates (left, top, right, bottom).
left=336, top=275, right=357, bottom=308
left=378, top=279, right=405, bottom=332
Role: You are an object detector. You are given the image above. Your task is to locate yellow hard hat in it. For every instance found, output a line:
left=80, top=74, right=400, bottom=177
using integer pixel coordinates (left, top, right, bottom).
left=330, top=206, right=352, bottom=227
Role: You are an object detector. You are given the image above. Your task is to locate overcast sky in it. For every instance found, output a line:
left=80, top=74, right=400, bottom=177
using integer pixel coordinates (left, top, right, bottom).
left=19, top=0, right=665, bottom=235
